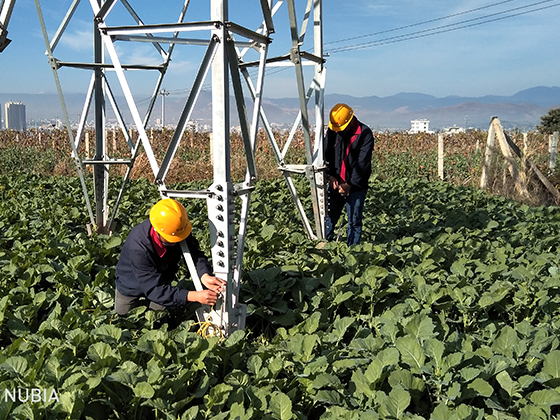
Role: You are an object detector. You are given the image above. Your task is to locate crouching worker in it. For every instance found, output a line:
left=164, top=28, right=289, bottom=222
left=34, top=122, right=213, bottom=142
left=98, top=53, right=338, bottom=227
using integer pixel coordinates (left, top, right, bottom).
left=114, top=198, right=226, bottom=316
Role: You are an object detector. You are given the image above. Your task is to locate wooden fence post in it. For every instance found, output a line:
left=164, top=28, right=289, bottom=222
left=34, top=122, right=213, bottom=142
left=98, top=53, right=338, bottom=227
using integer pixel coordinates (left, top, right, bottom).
left=438, top=133, right=444, bottom=180
left=480, top=119, right=497, bottom=190
left=492, top=118, right=529, bottom=199
left=549, top=131, right=559, bottom=170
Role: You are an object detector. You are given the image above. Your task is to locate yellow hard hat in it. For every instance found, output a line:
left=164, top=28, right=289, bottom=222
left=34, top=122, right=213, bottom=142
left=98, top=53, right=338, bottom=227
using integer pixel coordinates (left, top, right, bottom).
left=329, top=103, right=354, bottom=132
left=149, top=198, right=192, bottom=243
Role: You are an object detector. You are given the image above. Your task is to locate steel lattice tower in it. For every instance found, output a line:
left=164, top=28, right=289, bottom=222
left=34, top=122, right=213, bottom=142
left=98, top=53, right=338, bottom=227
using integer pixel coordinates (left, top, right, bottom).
left=4, top=0, right=327, bottom=335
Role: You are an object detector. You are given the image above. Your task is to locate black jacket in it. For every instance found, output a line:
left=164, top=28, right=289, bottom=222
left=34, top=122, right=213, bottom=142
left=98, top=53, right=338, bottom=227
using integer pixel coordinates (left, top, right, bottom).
left=115, top=219, right=212, bottom=307
left=324, top=117, right=375, bottom=192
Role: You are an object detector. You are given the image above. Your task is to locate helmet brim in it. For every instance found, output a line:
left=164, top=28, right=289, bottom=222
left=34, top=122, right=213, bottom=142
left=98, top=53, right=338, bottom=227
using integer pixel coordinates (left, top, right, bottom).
left=329, top=117, right=352, bottom=132
left=158, top=222, right=192, bottom=243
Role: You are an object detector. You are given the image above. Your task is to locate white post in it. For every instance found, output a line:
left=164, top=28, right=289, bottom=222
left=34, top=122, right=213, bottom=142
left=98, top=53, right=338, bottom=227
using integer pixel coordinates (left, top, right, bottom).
left=160, top=89, right=169, bottom=128
left=549, top=132, right=558, bottom=170
left=438, top=133, right=444, bottom=180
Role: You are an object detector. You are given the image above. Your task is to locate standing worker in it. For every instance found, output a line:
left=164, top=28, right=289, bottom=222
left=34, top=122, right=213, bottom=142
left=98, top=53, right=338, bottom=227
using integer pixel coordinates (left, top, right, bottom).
left=324, top=103, right=375, bottom=245
left=114, top=198, right=226, bottom=316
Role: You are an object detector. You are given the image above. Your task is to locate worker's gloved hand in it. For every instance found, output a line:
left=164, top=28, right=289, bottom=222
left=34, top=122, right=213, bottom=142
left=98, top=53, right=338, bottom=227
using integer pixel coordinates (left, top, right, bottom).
left=201, top=273, right=227, bottom=293
left=328, top=176, right=339, bottom=189
left=338, top=183, right=350, bottom=197
left=188, top=290, right=220, bottom=306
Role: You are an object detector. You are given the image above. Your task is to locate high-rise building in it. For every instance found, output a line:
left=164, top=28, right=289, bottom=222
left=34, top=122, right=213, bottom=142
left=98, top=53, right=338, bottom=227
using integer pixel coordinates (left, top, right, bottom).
left=5, top=101, right=26, bottom=130
left=0, top=103, right=3, bottom=129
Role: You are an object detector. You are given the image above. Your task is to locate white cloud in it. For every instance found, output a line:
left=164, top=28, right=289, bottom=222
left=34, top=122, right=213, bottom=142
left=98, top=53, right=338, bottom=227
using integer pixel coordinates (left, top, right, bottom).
left=58, top=24, right=92, bottom=53
left=115, top=44, right=163, bottom=66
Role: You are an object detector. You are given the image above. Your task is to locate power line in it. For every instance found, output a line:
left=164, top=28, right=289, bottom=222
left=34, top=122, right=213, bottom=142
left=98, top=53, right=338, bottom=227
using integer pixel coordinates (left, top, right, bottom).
left=329, top=0, right=559, bottom=53
left=325, top=0, right=519, bottom=46
left=327, top=0, right=560, bottom=54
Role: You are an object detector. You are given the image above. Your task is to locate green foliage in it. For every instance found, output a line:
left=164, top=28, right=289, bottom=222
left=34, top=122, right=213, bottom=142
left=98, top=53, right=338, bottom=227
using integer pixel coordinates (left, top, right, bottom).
left=2, top=173, right=560, bottom=419
left=537, top=107, right=560, bottom=135
left=0, top=145, right=58, bottom=175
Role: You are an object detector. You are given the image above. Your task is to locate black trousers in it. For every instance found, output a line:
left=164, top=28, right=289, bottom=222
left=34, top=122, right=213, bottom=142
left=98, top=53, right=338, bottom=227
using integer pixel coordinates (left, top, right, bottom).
left=114, top=289, right=166, bottom=315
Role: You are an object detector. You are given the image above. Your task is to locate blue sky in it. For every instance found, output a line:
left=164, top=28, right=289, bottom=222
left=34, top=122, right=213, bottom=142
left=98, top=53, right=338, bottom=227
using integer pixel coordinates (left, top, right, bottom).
left=1, top=0, right=559, bottom=100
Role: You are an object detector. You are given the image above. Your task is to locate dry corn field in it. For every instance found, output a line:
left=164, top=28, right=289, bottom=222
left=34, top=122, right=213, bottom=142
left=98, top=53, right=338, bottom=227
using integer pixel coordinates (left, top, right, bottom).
left=0, top=128, right=557, bottom=205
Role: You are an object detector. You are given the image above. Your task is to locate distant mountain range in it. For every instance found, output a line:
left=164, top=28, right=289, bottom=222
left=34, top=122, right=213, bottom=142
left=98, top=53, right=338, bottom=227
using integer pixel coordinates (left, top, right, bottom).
left=2, top=86, right=559, bottom=131
left=325, top=86, right=560, bottom=131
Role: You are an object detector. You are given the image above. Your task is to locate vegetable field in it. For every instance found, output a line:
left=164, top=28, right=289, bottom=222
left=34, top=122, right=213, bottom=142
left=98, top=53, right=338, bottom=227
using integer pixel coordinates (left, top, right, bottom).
left=2, top=172, right=560, bottom=419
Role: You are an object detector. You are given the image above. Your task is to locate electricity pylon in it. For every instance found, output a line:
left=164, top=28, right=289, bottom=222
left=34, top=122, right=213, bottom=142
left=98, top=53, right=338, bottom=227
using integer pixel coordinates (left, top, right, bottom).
left=27, top=0, right=326, bottom=335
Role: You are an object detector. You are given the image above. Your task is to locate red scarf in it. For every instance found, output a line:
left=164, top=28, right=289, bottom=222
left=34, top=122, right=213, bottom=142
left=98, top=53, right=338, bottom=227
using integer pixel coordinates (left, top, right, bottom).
left=150, top=227, right=167, bottom=258
left=340, top=122, right=362, bottom=183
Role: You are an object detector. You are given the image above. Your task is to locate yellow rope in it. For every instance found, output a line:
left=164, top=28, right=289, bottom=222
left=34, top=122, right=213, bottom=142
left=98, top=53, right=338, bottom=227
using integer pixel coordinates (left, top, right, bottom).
left=190, top=315, right=225, bottom=341
left=188, top=297, right=226, bottom=341
left=187, top=293, right=226, bottom=341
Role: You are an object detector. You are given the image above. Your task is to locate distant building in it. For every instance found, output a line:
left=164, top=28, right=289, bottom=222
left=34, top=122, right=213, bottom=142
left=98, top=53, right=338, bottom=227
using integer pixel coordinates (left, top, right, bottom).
left=0, top=103, right=2, bottom=129
left=410, top=119, right=431, bottom=134
left=445, top=125, right=465, bottom=134
left=5, top=101, right=26, bottom=130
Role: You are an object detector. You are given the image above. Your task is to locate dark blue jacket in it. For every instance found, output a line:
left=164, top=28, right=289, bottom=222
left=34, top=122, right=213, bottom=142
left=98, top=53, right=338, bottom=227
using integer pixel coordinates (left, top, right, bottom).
left=115, top=219, right=212, bottom=307
left=324, top=117, right=375, bottom=192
